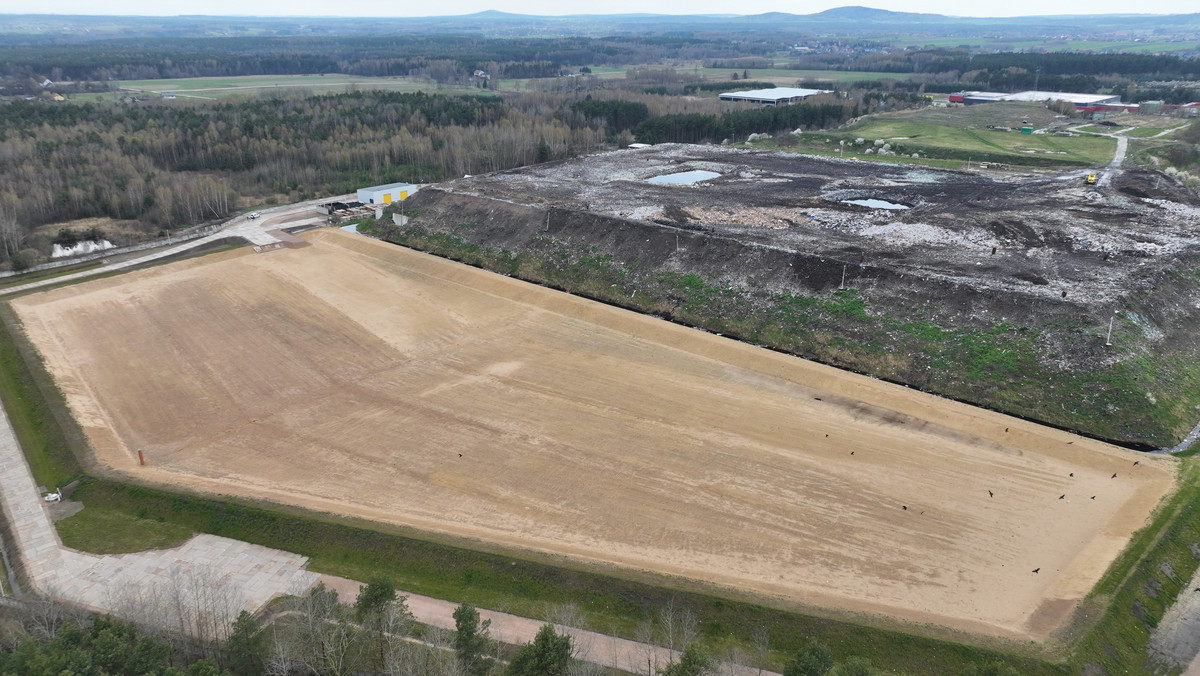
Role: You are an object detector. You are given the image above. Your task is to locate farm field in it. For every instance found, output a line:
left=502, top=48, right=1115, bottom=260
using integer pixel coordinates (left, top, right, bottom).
left=11, top=228, right=1174, bottom=642
left=883, top=36, right=1193, bottom=53
left=111, top=74, right=481, bottom=98
left=693, top=67, right=907, bottom=83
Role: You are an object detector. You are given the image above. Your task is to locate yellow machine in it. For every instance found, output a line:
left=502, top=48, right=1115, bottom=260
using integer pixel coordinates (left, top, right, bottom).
left=1086, top=173, right=1097, bottom=185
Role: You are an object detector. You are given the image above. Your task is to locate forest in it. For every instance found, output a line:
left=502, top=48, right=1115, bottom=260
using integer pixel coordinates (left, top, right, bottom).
left=0, top=35, right=764, bottom=83
left=0, top=82, right=879, bottom=265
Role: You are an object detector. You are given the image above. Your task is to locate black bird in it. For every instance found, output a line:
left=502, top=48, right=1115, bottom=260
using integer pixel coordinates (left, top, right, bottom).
left=1032, top=568, right=1040, bottom=574
left=825, top=434, right=829, bottom=437
left=1091, top=496, right=1096, bottom=500
left=1068, top=441, right=1074, bottom=445
left=902, top=505, right=907, bottom=510
left=1059, top=494, right=1066, bottom=500
left=1005, top=427, right=1009, bottom=432
left=1134, top=460, right=1140, bottom=466
left=814, top=397, right=822, bottom=401
left=988, top=490, right=994, bottom=498
left=1069, top=473, right=1074, bottom=477
left=458, top=453, right=463, bottom=458
left=1112, top=473, right=1118, bottom=479
left=850, top=451, right=854, bottom=455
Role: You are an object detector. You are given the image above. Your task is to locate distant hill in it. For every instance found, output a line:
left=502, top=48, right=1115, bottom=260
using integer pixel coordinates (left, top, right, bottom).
left=1, top=7, right=1199, bottom=44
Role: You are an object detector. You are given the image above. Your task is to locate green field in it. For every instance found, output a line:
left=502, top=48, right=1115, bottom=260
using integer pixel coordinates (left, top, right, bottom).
left=693, top=67, right=907, bottom=83
left=884, top=35, right=1198, bottom=54
left=768, top=105, right=1118, bottom=168
left=105, top=74, right=484, bottom=99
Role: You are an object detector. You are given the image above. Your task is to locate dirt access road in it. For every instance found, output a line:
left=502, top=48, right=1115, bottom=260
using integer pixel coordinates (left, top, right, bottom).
left=11, top=228, right=1174, bottom=642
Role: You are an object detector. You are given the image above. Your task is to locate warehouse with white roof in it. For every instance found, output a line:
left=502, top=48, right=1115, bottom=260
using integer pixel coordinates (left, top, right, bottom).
left=719, top=87, right=834, bottom=107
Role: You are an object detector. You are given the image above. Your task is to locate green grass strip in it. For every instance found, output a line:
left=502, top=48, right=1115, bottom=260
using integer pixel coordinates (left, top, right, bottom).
left=0, top=304, right=84, bottom=488
left=56, top=503, right=194, bottom=554
left=1070, top=458, right=1200, bottom=674
left=71, top=479, right=1062, bottom=675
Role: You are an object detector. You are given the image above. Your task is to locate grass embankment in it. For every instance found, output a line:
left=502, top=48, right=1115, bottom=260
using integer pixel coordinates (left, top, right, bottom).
left=55, top=503, right=193, bottom=554
left=0, top=305, right=84, bottom=489
left=369, top=220, right=1200, bottom=448
left=69, top=479, right=1062, bottom=676
left=1070, top=458, right=1200, bottom=674
left=0, top=261, right=105, bottom=293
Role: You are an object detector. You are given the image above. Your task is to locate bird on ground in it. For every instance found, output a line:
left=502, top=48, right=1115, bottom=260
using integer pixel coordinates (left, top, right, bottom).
left=1059, top=494, right=1066, bottom=500
left=458, top=453, right=463, bottom=458
left=1069, top=472, right=1074, bottom=477
left=902, top=506, right=907, bottom=510
left=1091, top=496, right=1096, bottom=500
left=850, top=451, right=854, bottom=455
left=1032, top=568, right=1040, bottom=574
left=988, top=490, right=994, bottom=497
left=1068, top=441, right=1074, bottom=445
left=1112, top=473, right=1118, bottom=479
left=1134, top=460, right=1140, bottom=466
left=1005, top=428, right=1009, bottom=432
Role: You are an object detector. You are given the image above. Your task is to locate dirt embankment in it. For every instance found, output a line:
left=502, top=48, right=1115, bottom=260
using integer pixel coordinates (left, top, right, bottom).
left=12, top=229, right=1175, bottom=643
left=392, top=145, right=1200, bottom=447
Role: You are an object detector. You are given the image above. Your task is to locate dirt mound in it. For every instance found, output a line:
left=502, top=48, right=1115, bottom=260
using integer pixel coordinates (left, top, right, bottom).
left=395, top=145, right=1200, bottom=446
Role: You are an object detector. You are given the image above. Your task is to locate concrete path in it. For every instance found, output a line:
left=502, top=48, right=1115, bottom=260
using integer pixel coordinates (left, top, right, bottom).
left=0, top=388, right=320, bottom=620
left=318, top=575, right=778, bottom=676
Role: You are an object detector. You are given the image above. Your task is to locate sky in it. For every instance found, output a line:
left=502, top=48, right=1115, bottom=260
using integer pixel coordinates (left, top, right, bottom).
left=1, top=0, right=1187, bottom=19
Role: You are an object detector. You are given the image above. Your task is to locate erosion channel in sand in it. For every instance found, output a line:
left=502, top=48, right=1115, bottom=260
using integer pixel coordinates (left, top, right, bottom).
left=11, top=228, right=1174, bottom=642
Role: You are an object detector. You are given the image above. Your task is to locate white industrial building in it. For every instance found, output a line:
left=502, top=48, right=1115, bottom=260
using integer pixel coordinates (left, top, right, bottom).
left=718, top=87, right=833, bottom=107
left=950, top=91, right=1122, bottom=109
left=357, top=182, right=418, bottom=205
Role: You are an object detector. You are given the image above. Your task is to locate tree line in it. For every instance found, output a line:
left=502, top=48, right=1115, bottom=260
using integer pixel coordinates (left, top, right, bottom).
left=1, top=83, right=890, bottom=267
left=633, top=100, right=856, bottom=144
left=0, top=91, right=607, bottom=243
left=0, top=35, right=763, bottom=84
left=3, top=579, right=1008, bottom=676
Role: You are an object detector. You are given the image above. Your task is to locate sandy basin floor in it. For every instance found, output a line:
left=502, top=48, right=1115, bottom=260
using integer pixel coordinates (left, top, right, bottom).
left=12, top=228, right=1175, bottom=641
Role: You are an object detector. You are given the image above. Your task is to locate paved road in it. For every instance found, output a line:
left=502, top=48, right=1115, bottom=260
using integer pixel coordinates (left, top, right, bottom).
left=0, top=197, right=341, bottom=299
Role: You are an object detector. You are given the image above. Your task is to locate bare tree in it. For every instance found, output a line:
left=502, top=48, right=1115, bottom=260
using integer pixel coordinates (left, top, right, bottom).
left=0, top=212, right=25, bottom=261
left=11, top=589, right=90, bottom=643
left=635, top=618, right=657, bottom=675
left=657, top=598, right=699, bottom=661
left=103, top=563, right=240, bottom=662
left=548, top=602, right=595, bottom=665
left=750, top=624, right=771, bottom=676
left=266, top=582, right=367, bottom=676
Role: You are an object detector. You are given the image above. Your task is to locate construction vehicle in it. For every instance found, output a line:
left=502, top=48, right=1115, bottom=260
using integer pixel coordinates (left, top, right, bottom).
left=1086, top=173, right=1097, bottom=185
